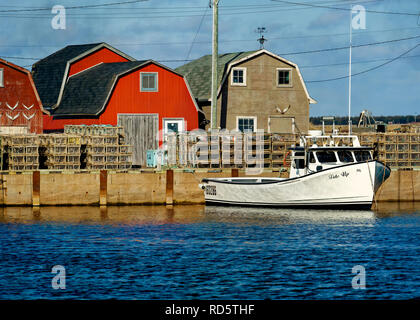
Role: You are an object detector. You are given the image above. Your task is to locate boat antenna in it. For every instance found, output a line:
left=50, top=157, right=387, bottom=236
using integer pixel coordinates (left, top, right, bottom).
left=348, top=2, right=353, bottom=135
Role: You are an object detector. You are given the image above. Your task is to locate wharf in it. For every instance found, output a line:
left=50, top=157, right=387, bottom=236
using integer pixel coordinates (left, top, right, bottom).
left=0, top=168, right=418, bottom=207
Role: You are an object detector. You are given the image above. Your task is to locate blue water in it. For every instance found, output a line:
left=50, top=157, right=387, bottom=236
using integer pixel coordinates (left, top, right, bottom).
left=0, top=203, right=419, bottom=300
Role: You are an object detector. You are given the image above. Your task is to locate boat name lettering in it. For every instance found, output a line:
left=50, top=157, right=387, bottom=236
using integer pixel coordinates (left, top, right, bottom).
left=205, top=185, right=217, bottom=196
left=341, top=171, right=350, bottom=178
left=329, top=174, right=339, bottom=180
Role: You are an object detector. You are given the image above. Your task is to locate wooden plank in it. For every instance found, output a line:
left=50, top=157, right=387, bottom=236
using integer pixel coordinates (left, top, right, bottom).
left=118, top=114, right=159, bottom=167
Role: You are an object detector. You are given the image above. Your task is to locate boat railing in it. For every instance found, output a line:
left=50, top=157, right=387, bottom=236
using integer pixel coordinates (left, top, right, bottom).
left=303, top=135, right=361, bottom=148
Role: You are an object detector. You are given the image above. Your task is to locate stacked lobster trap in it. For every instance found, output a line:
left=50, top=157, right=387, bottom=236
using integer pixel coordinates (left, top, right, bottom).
left=3, top=135, right=40, bottom=171
left=64, top=125, right=132, bottom=170
left=38, top=134, right=82, bottom=170
left=0, top=125, right=133, bottom=171
left=358, top=132, right=420, bottom=168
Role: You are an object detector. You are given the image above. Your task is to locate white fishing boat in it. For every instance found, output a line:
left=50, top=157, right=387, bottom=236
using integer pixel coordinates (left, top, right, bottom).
left=199, top=134, right=391, bottom=209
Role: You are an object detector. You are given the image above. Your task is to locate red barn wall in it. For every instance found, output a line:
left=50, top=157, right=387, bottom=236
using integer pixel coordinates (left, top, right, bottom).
left=43, top=64, right=199, bottom=133
left=0, top=62, right=43, bottom=134
left=68, top=47, right=130, bottom=77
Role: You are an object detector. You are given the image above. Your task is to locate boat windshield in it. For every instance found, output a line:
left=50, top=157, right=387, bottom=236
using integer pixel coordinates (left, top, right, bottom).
left=316, top=151, right=337, bottom=163
left=337, top=150, right=354, bottom=163
left=354, top=150, right=372, bottom=162
left=309, top=152, right=316, bottom=163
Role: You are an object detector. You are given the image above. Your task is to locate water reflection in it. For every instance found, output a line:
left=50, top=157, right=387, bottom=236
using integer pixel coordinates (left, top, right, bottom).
left=0, top=205, right=205, bottom=225
left=0, top=202, right=418, bottom=226
left=372, top=201, right=420, bottom=215
left=204, top=205, right=377, bottom=225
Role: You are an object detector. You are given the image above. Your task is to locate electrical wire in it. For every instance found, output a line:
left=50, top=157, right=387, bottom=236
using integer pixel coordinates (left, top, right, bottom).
left=2, top=34, right=419, bottom=62
left=0, top=0, right=384, bottom=19
left=0, top=0, right=149, bottom=13
left=299, top=53, right=420, bottom=69
left=186, top=6, right=209, bottom=61
left=271, top=0, right=420, bottom=16
left=306, top=43, right=420, bottom=83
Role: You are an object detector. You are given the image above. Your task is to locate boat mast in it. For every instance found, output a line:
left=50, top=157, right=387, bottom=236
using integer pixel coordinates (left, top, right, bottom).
left=348, top=3, right=353, bottom=135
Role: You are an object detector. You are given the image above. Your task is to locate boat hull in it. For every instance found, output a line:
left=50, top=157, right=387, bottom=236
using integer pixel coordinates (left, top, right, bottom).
left=200, top=161, right=390, bottom=209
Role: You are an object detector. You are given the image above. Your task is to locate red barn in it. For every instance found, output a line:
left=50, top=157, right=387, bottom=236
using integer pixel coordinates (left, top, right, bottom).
left=0, top=58, right=46, bottom=134
left=33, top=43, right=200, bottom=165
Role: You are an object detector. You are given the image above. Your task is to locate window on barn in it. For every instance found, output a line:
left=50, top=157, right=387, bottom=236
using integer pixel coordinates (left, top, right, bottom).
left=140, top=72, right=158, bottom=92
left=237, top=117, right=256, bottom=132
left=231, top=67, right=246, bottom=86
left=277, top=68, right=292, bottom=86
left=0, top=69, right=4, bottom=87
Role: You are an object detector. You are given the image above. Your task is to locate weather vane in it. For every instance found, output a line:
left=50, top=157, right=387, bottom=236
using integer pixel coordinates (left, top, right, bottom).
left=256, top=27, right=267, bottom=49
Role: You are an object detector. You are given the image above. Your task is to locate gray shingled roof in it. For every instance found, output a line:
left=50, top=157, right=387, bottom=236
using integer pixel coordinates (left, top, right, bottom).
left=175, top=51, right=258, bottom=102
left=52, top=61, right=148, bottom=117
left=32, top=43, right=103, bottom=109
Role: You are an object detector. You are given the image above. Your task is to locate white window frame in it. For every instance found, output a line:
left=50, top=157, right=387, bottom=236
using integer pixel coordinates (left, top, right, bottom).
left=276, top=68, right=292, bottom=87
left=236, top=116, right=257, bottom=133
left=0, top=68, right=4, bottom=87
left=231, top=67, right=247, bottom=86
left=163, top=118, right=185, bottom=134
left=140, top=72, right=158, bottom=92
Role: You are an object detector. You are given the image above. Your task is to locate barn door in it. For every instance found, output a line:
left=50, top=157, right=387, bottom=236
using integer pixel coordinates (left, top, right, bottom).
left=118, top=114, right=159, bottom=167
left=268, top=116, right=295, bottom=134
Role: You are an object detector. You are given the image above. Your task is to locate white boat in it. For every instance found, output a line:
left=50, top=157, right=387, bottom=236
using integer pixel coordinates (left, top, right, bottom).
left=199, top=134, right=391, bottom=209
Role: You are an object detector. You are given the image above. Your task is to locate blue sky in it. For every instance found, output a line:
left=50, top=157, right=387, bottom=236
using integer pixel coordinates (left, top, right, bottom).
left=0, top=0, right=419, bottom=117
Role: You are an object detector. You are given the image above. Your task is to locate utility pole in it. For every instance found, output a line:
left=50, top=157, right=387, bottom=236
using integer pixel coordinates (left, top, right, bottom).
left=210, top=0, right=220, bottom=130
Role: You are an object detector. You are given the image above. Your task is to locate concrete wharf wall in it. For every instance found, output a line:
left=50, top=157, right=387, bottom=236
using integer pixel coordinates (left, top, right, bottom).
left=0, top=169, right=418, bottom=206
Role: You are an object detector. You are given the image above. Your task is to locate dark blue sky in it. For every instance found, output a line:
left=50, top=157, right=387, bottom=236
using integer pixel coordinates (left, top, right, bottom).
left=0, top=0, right=419, bottom=117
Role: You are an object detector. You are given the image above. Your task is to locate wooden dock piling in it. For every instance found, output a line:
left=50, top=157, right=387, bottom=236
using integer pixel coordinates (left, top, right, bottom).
left=32, top=170, right=40, bottom=206
left=166, top=169, right=174, bottom=205
left=99, top=170, right=107, bottom=206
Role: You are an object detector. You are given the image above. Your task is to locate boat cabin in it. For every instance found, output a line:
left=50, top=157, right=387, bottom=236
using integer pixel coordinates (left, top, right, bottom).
left=289, top=135, right=374, bottom=178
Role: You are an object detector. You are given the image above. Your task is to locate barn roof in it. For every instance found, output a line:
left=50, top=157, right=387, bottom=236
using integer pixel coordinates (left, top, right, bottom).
left=175, top=49, right=316, bottom=104
left=0, top=58, right=48, bottom=114
left=52, top=60, right=200, bottom=117
left=31, top=43, right=134, bottom=110
left=175, top=51, right=257, bottom=102
left=52, top=61, right=148, bottom=117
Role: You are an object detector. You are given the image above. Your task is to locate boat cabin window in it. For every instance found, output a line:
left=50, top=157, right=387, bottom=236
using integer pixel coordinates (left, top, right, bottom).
left=337, top=150, right=354, bottom=163
left=316, top=151, right=337, bottom=163
left=309, top=152, right=316, bottom=163
left=293, top=152, right=305, bottom=169
left=354, top=150, right=372, bottom=162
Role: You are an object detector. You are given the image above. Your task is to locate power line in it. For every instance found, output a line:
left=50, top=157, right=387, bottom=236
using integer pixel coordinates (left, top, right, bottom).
left=300, top=53, right=420, bottom=68
left=3, top=34, right=419, bottom=62
left=0, top=0, right=378, bottom=12
left=278, top=34, right=420, bottom=56
left=0, top=0, right=384, bottom=19
left=0, top=56, right=41, bottom=60
left=186, top=6, right=209, bottom=60
left=271, top=0, right=420, bottom=16
left=306, top=43, right=420, bottom=83
left=0, top=0, right=149, bottom=13
left=1, top=27, right=418, bottom=50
